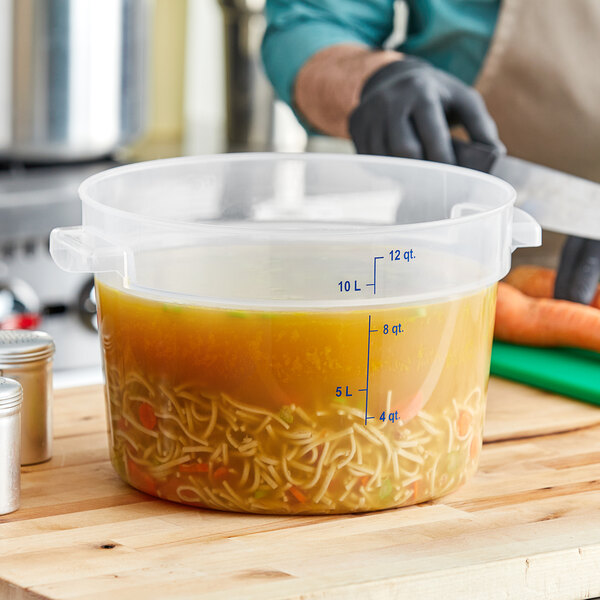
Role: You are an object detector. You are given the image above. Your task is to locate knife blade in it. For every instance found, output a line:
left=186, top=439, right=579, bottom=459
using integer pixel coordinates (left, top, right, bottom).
left=452, top=139, right=600, bottom=241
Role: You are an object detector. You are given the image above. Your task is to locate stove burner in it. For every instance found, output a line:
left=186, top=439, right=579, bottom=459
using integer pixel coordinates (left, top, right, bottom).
left=0, top=156, right=117, bottom=172
left=0, top=158, right=113, bottom=371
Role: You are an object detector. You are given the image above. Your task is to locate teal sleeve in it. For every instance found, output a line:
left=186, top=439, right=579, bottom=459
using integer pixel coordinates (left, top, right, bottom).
left=261, top=0, right=395, bottom=106
left=401, top=0, right=500, bottom=85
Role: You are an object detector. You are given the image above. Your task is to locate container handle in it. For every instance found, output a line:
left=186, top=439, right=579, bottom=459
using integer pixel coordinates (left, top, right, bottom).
left=511, top=207, right=542, bottom=251
left=49, top=227, right=126, bottom=275
left=449, top=202, right=485, bottom=219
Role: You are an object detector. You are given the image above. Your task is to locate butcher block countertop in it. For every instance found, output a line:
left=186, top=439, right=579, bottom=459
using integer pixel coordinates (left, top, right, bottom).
left=2, top=379, right=600, bottom=600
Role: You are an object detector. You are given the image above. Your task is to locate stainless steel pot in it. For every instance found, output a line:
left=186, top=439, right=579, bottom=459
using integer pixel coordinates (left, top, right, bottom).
left=0, top=0, right=151, bottom=163
left=218, top=0, right=274, bottom=152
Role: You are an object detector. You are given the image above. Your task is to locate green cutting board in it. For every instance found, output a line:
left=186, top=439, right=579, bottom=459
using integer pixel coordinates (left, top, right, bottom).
left=490, top=341, right=600, bottom=406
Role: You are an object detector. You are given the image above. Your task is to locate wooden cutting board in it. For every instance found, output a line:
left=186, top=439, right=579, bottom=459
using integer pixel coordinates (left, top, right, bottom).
left=2, top=378, right=600, bottom=600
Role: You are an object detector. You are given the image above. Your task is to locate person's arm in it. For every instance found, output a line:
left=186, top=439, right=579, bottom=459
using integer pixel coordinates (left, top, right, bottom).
left=262, top=0, right=502, bottom=162
left=261, top=0, right=395, bottom=114
left=294, top=45, right=402, bottom=138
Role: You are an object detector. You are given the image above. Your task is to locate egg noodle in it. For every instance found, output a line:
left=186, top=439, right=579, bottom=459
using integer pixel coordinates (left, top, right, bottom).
left=106, top=364, right=483, bottom=514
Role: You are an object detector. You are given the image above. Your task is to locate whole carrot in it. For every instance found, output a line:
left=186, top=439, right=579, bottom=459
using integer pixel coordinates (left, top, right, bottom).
left=495, top=282, right=600, bottom=351
left=505, top=265, right=600, bottom=308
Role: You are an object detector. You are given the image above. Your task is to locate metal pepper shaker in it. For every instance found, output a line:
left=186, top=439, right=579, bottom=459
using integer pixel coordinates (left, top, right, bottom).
left=0, top=331, right=55, bottom=465
left=0, top=377, right=22, bottom=515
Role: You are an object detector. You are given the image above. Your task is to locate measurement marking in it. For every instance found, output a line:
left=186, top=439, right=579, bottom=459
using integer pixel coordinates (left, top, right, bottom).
left=364, top=314, right=373, bottom=425
left=365, top=256, right=384, bottom=295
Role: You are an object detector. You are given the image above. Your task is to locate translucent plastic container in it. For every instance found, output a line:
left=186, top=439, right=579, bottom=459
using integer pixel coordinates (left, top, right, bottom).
left=50, top=154, right=540, bottom=514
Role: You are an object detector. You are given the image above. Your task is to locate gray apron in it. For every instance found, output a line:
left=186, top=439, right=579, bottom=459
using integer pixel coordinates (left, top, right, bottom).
left=475, top=0, right=600, bottom=183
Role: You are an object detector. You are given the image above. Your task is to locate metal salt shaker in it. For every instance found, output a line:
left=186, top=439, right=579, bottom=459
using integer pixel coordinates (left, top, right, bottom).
left=0, top=377, right=22, bottom=515
left=0, top=331, right=55, bottom=465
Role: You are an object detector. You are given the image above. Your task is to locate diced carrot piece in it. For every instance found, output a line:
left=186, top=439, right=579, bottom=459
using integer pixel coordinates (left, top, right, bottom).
left=289, top=485, right=307, bottom=503
left=457, top=411, right=472, bottom=437
left=213, top=466, right=229, bottom=481
left=360, top=475, right=370, bottom=487
left=138, top=402, right=157, bottom=430
left=411, top=480, right=420, bottom=500
left=127, top=458, right=156, bottom=496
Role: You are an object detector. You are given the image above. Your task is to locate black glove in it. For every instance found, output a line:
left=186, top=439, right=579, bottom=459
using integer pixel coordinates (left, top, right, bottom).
left=554, top=236, right=600, bottom=304
left=349, top=57, right=504, bottom=165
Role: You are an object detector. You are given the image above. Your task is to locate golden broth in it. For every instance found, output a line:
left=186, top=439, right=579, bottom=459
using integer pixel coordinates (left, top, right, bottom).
left=97, top=280, right=496, bottom=514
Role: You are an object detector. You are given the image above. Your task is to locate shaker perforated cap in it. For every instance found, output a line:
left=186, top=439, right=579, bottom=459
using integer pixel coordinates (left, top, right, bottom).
left=0, top=377, right=23, bottom=410
left=0, top=331, right=55, bottom=365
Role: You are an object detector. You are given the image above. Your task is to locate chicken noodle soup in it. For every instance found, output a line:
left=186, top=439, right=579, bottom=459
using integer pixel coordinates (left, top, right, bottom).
left=97, top=280, right=496, bottom=514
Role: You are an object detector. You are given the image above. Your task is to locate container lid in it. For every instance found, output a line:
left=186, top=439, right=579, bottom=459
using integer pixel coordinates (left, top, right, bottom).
left=0, top=330, right=55, bottom=365
left=0, top=377, right=23, bottom=410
